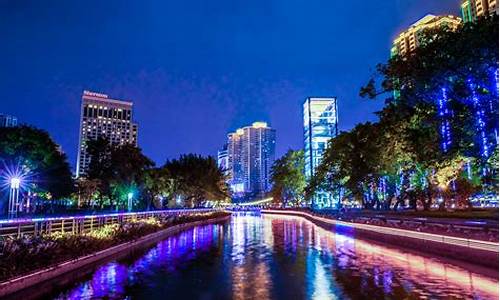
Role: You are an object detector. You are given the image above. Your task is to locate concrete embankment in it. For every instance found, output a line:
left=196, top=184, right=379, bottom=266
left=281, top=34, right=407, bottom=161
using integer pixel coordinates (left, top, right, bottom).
left=262, top=210, right=499, bottom=269
left=0, top=215, right=230, bottom=299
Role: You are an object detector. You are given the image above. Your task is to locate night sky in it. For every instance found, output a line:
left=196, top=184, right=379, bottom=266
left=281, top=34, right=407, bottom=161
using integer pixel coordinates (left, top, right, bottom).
left=0, top=0, right=460, bottom=171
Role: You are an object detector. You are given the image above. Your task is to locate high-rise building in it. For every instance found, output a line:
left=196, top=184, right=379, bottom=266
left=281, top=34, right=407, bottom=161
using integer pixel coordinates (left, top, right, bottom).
left=461, top=0, right=498, bottom=23
left=76, top=90, right=139, bottom=177
left=224, top=122, right=276, bottom=199
left=391, top=14, right=462, bottom=57
left=303, top=97, right=338, bottom=208
left=0, top=114, right=18, bottom=127
left=217, top=144, right=230, bottom=178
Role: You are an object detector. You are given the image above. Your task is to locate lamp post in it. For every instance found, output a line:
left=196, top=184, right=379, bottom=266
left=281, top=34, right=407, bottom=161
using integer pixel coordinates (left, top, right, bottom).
left=8, top=177, right=21, bottom=218
left=127, top=192, right=133, bottom=212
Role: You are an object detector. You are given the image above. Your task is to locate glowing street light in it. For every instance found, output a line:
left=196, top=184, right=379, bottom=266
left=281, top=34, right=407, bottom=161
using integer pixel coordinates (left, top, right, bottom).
left=8, top=177, right=21, bottom=218
left=127, top=192, right=133, bottom=212
left=10, top=177, right=20, bottom=189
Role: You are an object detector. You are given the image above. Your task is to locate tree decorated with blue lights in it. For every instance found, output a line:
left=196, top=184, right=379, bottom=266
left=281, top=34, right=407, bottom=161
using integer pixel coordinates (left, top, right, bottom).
left=308, top=15, right=498, bottom=210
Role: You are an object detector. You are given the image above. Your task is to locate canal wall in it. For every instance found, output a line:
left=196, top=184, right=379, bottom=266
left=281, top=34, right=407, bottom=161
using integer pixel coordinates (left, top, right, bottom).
left=0, top=214, right=230, bottom=298
left=262, top=210, right=499, bottom=269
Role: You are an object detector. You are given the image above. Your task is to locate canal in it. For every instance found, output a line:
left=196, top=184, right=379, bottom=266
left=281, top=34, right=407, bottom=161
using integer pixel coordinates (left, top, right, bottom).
left=43, top=212, right=497, bottom=299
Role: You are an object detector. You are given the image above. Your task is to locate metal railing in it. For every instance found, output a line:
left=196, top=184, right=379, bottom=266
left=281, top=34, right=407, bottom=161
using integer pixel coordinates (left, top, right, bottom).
left=262, top=209, right=499, bottom=253
left=0, top=209, right=217, bottom=238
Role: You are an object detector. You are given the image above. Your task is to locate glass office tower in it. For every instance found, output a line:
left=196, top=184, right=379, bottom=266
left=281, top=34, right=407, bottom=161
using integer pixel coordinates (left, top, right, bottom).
left=303, top=97, right=338, bottom=208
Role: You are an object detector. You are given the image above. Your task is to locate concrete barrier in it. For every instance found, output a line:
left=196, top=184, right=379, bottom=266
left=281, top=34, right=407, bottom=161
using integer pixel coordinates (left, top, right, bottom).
left=262, top=209, right=498, bottom=268
left=0, top=215, right=230, bottom=298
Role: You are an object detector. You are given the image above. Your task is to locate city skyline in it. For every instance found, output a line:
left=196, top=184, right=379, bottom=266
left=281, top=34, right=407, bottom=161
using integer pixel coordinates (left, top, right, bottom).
left=1, top=1, right=462, bottom=170
left=0, top=1, right=497, bottom=299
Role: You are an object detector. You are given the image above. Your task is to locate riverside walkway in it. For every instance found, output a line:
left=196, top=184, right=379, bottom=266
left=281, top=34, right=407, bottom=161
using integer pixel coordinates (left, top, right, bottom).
left=0, top=208, right=218, bottom=238
left=262, top=209, right=499, bottom=254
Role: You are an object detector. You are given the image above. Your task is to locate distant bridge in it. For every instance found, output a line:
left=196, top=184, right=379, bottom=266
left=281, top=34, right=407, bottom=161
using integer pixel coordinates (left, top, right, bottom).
left=221, top=197, right=273, bottom=208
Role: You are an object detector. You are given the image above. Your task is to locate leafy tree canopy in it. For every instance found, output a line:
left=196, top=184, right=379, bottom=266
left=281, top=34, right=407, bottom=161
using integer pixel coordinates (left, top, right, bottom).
left=271, top=150, right=306, bottom=207
left=0, top=126, right=74, bottom=198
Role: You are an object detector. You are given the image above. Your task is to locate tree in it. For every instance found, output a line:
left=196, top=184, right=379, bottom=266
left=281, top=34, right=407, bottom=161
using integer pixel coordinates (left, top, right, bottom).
left=164, top=154, right=229, bottom=207
left=86, top=139, right=154, bottom=209
left=307, top=123, right=383, bottom=209
left=361, top=16, right=498, bottom=163
left=0, top=126, right=74, bottom=199
left=355, top=15, right=499, bottom=210
left=75, top=178, right=101, bottom=208
left=141, top=167, right=173, bottom=210
left=271, top=150, right=306, bottom=207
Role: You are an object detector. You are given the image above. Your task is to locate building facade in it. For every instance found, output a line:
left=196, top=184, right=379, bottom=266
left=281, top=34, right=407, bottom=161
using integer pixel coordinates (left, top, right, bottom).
left=217, top=144, right=230, bottom=178
left=303, top=97, right=338, bottom=208
left=0, top=114, right=18, bottom=127
left=76, top=90, right=139, bottom=177
left=461, top=0, right=498, bottom=22
left=223, top=122, right=276, bottom=200
left=391, top=14, right=462, bottom=57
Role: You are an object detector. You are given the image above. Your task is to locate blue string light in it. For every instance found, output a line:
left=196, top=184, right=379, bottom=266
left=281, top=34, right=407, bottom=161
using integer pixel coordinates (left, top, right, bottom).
left=420, top=170, right=427, bottom=189
left=378, top=177, right=387, bottom=202
left=468, top=79, right=489, bottom=158
left=438, top=88, right=452, bottom=152
left=493, top=68, right=499, bottom=145
left=466, top=159, right=472, bottom=180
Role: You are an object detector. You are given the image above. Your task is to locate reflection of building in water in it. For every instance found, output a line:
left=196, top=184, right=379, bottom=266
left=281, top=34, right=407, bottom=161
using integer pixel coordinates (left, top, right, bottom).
left=231, top=214, right=272, bottom=300
left=263, top=214, right=498, bottom=299
left=232, top=263, right=271, bottom=300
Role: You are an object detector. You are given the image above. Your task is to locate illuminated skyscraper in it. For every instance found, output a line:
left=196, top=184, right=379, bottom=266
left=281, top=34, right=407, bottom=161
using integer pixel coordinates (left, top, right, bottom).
left=217, top=144, right=230, bottom=177
left=391, top=14, right=462, bottom=57
left=303, top=97, right=338, bottom=208
left=461, top=0, right=498, bottom=22
left=76, top=90, right=139, bottom=177
left=224, top=122, right=276, bottom=199
left=0, top=113, right=18, bottom=127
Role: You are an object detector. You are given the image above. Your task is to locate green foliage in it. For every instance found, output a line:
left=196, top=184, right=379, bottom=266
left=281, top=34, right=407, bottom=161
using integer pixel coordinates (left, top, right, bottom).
left=83, top=141, right=229, bottom=209
left=141, top=167, right=174, bottom=209
left=270, top=150, right=306, bottom=206
left=85, top=139, right=154, bottom=208
left=164, top=154, right=229, bottom=207
left=0, top=126, right=74, bottom=199
left=309, top=16, right=498, bottom=210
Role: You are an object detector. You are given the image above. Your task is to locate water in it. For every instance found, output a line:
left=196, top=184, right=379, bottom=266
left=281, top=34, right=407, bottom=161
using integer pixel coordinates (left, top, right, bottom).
left=47, top=213, right=497, bottom=299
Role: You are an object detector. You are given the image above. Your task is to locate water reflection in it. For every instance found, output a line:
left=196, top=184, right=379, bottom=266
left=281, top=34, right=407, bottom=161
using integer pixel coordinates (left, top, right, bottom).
left=50, top=212, right=498, bottom=300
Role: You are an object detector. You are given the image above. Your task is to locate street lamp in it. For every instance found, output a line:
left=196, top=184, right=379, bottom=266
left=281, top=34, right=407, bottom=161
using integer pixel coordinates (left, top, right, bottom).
left=127, top=192, right=133, bottom=212
left=9, top=177, right=21, bottom=218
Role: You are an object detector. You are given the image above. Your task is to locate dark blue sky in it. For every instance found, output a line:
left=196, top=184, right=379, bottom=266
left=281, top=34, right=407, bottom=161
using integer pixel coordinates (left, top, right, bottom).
left=0, top=0, right=460, bottom=170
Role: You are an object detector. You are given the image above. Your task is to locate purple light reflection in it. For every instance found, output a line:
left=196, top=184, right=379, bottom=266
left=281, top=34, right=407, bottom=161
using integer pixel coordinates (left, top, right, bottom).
left=54, top=223, right=220, bottom=299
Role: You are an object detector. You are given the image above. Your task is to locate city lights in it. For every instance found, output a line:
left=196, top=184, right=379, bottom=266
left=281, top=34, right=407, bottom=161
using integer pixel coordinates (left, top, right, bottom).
left=127, top=192, right=133, bottom=212
left=438, top=87, right=452, bottom=152
left=0, top=0, right=498, bottom=298
left=262, top=210, right=499, bottom=252
left=10, top=177, right=20, bottom=189
left=8, top=177, right=21, bottom=218
left=468, top=79, right=490, bottom=158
